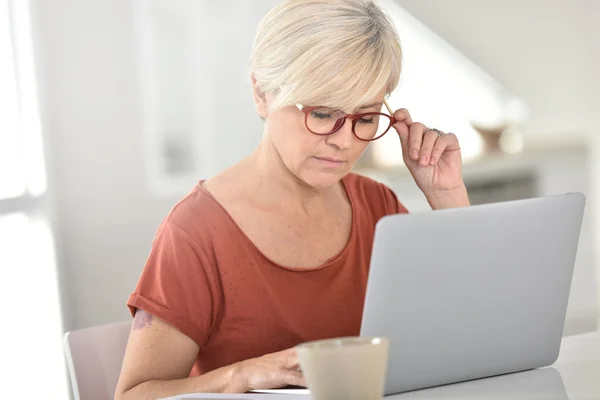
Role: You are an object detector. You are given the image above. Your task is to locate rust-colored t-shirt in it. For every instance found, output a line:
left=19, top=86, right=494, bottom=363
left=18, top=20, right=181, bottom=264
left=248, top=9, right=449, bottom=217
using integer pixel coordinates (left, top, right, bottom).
left=127, top=173, right=407, bottom=376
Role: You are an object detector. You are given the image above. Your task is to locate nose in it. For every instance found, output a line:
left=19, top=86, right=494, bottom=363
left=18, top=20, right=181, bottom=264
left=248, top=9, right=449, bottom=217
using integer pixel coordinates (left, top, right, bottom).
left=324, top=118, right=354, bottom=150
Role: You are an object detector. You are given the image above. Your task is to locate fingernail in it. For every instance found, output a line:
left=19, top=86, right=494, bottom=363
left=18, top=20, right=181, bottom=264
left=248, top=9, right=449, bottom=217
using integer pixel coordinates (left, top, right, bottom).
left=411, top=150, right=419, bottom=160
left=420, top=156, right=428, bottom=165
left=430, top=156, right=436, bottom=165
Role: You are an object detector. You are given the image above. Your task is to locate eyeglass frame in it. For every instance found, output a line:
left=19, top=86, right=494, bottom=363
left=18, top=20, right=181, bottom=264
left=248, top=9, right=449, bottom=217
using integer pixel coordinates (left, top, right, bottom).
left=295, top=99, right=396, bottom=142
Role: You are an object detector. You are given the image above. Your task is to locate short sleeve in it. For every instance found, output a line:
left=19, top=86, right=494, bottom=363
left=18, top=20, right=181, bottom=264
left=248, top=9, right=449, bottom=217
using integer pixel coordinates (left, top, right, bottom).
left=381, top=184, right=409, bottom=215
left=127, top=220, right=221, bottom=347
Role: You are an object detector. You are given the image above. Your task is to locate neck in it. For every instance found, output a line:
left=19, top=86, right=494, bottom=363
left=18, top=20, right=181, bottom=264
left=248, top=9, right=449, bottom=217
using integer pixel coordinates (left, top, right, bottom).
left=244, top=138, right=340, bottom=213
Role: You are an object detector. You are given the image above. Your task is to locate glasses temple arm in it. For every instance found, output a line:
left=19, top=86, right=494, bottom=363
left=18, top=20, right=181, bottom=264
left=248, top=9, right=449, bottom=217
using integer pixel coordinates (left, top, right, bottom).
left=383, top=99, right=394, bottom=115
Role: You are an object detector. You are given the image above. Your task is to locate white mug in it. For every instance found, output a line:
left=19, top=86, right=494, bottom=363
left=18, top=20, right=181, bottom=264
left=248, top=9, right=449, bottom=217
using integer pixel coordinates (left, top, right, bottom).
left=296, top=336, right=389, bottom=400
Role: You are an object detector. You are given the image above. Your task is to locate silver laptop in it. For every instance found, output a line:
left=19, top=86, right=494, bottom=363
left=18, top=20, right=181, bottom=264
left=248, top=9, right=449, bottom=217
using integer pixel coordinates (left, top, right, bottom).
left=360, top=193, right=586, bottom=395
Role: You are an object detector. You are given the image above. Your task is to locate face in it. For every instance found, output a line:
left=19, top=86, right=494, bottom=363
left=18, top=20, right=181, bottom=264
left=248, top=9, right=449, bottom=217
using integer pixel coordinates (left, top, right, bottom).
left=253, top=79, right=388, bottom=189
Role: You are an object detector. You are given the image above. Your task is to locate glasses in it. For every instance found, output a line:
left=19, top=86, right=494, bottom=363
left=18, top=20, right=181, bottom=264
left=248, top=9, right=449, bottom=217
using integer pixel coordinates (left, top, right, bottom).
left=295, top=100, right=396, bottom=142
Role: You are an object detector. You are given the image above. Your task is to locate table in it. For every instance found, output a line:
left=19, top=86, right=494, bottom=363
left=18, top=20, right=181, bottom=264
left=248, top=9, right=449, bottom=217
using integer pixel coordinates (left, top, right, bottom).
left=164, top=330, right=600, bottom=400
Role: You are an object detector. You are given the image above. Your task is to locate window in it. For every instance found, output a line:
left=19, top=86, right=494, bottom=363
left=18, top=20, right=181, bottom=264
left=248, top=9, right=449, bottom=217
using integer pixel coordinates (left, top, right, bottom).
left=136, top=0, right=216, bottom=195
left=0, top=0, right=45, bottom=199
left=0, top=0, right=69, bottom=397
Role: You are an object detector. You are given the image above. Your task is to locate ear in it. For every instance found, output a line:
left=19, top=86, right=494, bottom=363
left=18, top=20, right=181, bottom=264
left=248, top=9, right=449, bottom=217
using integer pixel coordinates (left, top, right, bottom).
left=250, top=73, right=268, bottom=119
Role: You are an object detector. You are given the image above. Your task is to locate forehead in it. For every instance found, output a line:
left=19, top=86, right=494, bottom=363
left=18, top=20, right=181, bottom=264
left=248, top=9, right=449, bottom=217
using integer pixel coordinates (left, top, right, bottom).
left=302, top=86, right=389, bottom=113
left=340, top=89, right=388, bottom=112
left=322, top=101, right=384, bottom=114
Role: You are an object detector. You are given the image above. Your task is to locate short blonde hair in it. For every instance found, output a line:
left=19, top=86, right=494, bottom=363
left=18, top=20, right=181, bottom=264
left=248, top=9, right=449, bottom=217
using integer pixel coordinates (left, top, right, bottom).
left=250, top=0, right=402, bottom=113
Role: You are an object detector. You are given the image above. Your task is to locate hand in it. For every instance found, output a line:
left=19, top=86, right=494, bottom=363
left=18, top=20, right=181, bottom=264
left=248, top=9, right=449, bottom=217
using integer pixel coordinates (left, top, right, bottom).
left=392, top=108, right=469, bottom=208
left=232, top=348, right=305, bottom=392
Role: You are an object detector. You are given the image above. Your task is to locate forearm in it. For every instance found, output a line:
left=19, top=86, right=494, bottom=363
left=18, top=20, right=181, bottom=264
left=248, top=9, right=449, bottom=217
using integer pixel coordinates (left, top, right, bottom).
left=116, top=363, right=246, bottom=400
left=426, top=185, right=471, bottom=210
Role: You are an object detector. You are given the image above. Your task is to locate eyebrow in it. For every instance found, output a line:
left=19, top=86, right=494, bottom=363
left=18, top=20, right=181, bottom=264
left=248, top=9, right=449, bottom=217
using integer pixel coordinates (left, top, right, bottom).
left=357, top=102, right=383, bottom=109
left=326, top=103, right=383, bottom=114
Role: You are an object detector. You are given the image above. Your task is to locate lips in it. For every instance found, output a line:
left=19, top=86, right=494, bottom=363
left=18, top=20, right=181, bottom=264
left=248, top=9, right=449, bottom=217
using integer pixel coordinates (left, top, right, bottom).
left=314, top=156, right=345, bottom=163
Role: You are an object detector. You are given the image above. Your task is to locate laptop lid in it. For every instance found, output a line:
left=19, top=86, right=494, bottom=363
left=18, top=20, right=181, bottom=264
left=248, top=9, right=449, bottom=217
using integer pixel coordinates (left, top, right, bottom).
left=360, top=193, right=586, bottom=394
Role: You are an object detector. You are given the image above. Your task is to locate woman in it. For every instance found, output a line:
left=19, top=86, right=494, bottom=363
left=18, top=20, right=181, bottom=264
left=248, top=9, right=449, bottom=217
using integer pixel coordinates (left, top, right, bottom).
left=115, top=0, right=470, bottom=398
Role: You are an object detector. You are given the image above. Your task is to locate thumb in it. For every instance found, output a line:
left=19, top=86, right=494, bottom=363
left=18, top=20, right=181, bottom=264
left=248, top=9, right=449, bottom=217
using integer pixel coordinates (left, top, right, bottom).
left=284, top=370, right=306, bottom=387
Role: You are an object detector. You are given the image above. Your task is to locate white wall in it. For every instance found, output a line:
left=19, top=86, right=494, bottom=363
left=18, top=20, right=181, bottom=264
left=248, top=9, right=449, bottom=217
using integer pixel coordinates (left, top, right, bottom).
left=395, top=0, right=595, bottom=139
left=32, top=0, right=283, bottom=331
left=32, top=0, right=599, bottom=331
left=584, top=0, right=600, bottom=313
left=33, top=0, right=174, bottom=330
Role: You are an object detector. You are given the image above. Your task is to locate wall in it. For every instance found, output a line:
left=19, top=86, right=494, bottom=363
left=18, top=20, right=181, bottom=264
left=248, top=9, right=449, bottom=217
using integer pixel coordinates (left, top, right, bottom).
left=31, top=0, right=598, bottom=331
left=32, top=0, right=282, bottom=331
left=584, top=0, right=600, bottom=313
left=395, top=0, right=594, bottom=139
left=33, top=0, right=173, bottom=330
left=396, top=0, right=599, bottom=317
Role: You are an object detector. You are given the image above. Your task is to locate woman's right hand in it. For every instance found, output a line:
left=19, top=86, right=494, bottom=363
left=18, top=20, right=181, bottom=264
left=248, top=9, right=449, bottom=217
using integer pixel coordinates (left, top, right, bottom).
left=232, top=348, right=306, bottom=392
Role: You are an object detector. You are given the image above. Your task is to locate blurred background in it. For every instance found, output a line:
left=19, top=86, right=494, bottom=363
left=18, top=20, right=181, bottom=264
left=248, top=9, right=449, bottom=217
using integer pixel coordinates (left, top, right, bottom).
left=0, top=0, right=598, bottom=398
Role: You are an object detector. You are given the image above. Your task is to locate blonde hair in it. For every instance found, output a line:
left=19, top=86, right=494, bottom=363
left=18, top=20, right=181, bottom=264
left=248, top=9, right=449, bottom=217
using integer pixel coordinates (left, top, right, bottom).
left=250, top=0, right=402, bottom=113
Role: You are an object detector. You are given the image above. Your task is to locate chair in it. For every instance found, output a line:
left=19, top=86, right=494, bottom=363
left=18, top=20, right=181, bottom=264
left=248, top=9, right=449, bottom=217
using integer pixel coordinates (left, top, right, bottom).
left=63, top=321, right=132, bottom=400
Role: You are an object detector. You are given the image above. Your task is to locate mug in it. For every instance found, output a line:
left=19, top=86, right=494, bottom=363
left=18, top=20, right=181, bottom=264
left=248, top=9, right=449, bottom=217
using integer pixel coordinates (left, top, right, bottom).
left=296, top=336, right=389, bottom=400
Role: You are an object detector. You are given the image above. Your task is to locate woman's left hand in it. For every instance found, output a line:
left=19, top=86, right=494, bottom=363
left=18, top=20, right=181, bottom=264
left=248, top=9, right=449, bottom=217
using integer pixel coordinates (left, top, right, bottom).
left=392, top=108, right=470, bottom=209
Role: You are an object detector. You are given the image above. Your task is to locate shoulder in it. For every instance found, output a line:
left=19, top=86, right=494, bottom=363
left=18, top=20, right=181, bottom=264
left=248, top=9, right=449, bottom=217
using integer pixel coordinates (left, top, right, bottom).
left=143, top=184, right=226, bottom=293
left=130, top=183, right=224, bottom=348
left=158, top=182, right=228, bottom=246
left=343, top=172, right=408, bottom=216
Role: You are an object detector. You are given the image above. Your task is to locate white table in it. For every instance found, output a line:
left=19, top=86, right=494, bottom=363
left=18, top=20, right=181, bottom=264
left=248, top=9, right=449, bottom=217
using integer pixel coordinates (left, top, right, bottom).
left=164, top=331, right=600, bottom=400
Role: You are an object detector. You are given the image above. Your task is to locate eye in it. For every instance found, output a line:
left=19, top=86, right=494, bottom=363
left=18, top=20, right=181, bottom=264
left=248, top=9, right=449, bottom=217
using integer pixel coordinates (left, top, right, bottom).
left=358, top=116, right=375, bottom=124
left=310, top=108, right=345, bottom=120
left=311, top=111, right=334, bottom=120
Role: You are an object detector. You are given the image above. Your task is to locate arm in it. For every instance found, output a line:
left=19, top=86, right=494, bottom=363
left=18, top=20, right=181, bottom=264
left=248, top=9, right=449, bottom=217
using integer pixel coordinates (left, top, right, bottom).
left=115, top=310, right=304, bottom=399
left=115, top=310, right=240, bottom=399
left=391, top=108, right=470, bottom=210
left=425, top=185, right=471, bottom=210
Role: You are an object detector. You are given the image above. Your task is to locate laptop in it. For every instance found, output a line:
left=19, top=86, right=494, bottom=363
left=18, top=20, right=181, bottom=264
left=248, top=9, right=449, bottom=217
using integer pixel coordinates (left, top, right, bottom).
left=360, top=193, right=586, bottom=395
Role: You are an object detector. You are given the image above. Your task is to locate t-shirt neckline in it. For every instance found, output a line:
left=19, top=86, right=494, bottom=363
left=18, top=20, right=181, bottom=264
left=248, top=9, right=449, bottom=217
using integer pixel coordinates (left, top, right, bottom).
left=196, top=175, right=356, bottom=272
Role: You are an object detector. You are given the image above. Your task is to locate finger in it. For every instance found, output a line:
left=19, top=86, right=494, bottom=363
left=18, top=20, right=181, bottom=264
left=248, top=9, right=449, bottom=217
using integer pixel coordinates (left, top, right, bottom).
left=392, top=109, right=412, bottom=141
left=408, top=122, right=427, bottom=161
left=395, top=121, right=410, bottom=161
left=430, top=133, right=459, bottom=165
left=392, top=109, right=413, bottom=138
left=392, top=108, right=413, bottom=126
left=282, top=349, right=299, bottom=369
left=284, top=370, right=306, bottom=388
left=419, top=129, right=440, bottom=166
left=391, top=109, right=410, bottom=155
